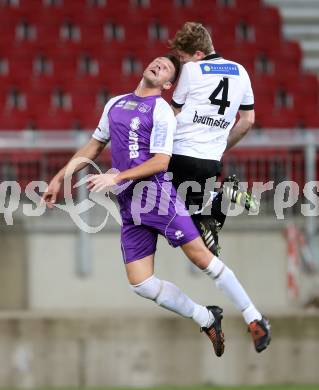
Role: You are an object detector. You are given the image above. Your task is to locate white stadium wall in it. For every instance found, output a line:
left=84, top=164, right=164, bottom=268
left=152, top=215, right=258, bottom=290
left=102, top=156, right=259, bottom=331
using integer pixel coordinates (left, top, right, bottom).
left=1, top=221, right=319, bottom=386
left=26, top=230, right=288, bottom=311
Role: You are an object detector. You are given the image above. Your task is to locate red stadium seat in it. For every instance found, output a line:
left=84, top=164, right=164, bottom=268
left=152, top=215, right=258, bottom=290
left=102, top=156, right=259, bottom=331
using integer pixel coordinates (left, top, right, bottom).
left=36, top=110, right=82, bottom=130
left=254, top=26, right=281, bottom=47
left=257, top=108, right=298, bottom=129
left=0, top=5, right=25, bottom=28
left=66, top=75, right=106, bottom=92
left=296, top=110, right=319, bottom=128
left=26, top=90, right=51, bottom=114
left=294, top=74, right=319, bottom=107
left=252, top=74, right=277, bottom=97
left=7, top=57, right=34, bottom=82
left=207, top=24, right=236, bottom=50
left=29, top=74, right=70, bottom=94
left=127, top=0, right=203, bottom=21
left=0, top=108, right=36, bottom=130
left=226, top=45, right=256, bottom=72
left=77, top=109, right=104, bottom=130
left=70, top=87, right=97, bottom=111
left=32, top=24, right=61, bottom=46
left=7, top=150, right=44, bottom=190
left=266, top=41, right=302, bottom=70
left=0, top=27, right=16, bottom=46
left=0, top=0, right=317, bottom=132
left=125, top=23, right=152, bottom=45
left=254, top=5, right=281, bottom=29
left=233, top=0, right=261, bottom=12
left=2, top=0, right=42, bottom=13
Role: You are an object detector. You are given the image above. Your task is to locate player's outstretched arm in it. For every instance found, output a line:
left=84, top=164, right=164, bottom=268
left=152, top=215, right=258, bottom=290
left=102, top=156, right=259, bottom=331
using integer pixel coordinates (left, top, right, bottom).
left=42, top=138, right=106, bottom=208
left=87, top=153, right=171, bottom=192
left=225, top=110, right=255, bottom=152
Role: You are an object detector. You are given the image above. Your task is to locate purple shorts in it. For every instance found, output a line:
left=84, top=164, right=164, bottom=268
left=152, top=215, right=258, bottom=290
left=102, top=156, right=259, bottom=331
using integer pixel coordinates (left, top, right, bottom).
left=119, top=179, right=200, bottom=263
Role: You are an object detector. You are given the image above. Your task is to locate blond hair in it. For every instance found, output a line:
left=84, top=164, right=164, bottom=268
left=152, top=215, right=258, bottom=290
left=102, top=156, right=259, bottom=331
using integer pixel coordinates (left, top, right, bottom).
left=169, top=22, right=213, bottom=55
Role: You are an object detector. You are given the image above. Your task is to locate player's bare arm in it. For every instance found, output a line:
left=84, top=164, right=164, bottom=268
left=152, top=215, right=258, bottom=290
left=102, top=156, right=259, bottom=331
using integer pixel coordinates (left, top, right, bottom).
left=87, top=153, right=170, bottom=192
left=225, top=109, right=255, bottom=151
left=117, top=153, right=170, bottom=181
left=42, top=138, right=106, bottom=208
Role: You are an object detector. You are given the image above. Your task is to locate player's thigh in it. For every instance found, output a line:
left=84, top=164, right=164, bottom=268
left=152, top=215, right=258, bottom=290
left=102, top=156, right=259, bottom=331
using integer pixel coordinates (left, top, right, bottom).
left=181, top=236, right=213, bottom=270
left=121, top=219, right=157, bottom=261
left=125, top=254, right=155, bottom=285
left=121, top=222, right=157, bottom=285
left=153, top=207, right=212, bottom=269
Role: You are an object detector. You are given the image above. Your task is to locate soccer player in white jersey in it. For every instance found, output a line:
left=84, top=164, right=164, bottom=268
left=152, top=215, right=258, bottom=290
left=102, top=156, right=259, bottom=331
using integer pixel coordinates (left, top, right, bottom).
left=168, top=22, right=271, bottom=352
left=169, top=22, right=257, bottom=255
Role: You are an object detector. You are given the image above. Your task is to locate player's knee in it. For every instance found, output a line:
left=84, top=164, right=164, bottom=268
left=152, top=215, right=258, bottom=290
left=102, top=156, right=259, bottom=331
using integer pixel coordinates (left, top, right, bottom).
left=185, top=240, right=213, bottom=269
left=130, top=275, right=161, bottom=301
left=192, top=251, right=211, bottom=269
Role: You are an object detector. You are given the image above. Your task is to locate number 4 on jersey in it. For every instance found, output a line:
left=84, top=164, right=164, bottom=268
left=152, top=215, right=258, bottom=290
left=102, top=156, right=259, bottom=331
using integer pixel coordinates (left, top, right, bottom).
left=209, top=77, right=230, bottom=115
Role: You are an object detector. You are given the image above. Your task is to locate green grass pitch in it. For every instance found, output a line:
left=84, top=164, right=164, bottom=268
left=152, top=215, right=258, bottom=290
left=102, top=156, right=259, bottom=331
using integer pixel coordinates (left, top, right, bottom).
left=2, top=386, right=317, bottom=390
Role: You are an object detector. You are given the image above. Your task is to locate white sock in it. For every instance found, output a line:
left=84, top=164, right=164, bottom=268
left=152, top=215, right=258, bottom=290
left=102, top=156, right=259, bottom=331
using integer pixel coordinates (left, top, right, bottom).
left=192, top=304, right=214, bottom=328
left=242, top=304, right=262, bottom=324
left=203, top=257, right=262, bottom=324
left=132, top=276, right=214, bottom=327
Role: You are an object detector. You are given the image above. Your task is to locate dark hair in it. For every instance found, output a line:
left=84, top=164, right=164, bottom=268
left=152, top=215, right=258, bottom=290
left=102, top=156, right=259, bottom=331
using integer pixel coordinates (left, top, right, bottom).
left=164, top=54, right=181, bottom=84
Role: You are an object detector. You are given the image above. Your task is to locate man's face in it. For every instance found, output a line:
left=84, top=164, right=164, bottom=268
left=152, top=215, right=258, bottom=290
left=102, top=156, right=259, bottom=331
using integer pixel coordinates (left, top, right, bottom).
left=143, top=57, right=175, bottom=89
left=176, top=49, right=205, bottom=64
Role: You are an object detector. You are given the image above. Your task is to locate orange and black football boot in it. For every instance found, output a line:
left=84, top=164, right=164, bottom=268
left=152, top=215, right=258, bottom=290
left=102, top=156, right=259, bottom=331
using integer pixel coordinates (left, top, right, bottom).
left=248, top=316, right=271, bottom=353
left=201, top=305, right=225, bottom=357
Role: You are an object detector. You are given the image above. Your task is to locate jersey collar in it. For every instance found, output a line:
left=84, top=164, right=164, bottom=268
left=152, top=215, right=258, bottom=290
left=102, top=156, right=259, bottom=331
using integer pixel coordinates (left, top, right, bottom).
left=203, top=53, right=222, bottom=61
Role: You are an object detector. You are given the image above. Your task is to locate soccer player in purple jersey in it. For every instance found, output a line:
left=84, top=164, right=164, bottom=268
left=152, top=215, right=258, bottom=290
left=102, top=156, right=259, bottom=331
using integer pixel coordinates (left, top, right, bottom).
left=42, top=55, right=224, bottom=357
left=42, top=54, right=267, bottom=357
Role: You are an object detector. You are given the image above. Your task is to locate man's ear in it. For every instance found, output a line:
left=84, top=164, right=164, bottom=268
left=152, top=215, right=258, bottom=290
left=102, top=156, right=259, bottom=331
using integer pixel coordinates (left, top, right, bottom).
left=194, top=50, right=206, bottom=60
left=162, top=81, right=173, bottom=91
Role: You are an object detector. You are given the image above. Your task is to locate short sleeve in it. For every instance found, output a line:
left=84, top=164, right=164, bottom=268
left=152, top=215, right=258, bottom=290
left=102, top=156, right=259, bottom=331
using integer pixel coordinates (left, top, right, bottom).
left=150, top=98, right=176, bottom=156
left=239, top=68, right=254, bottom=110
left=171, top=64, right=190, bottom=108
left=92, top=94, right=127, bottom=143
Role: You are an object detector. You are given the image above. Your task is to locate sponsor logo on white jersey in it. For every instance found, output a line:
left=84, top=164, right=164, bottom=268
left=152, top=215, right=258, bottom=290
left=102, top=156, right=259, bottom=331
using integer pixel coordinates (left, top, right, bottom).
left=193, top=110, right=230, bottom=129
left=200, top=63, right=239, bottom=76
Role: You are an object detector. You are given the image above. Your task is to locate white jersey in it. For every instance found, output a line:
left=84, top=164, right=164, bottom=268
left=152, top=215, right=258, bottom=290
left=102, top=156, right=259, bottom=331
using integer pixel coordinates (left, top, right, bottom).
left=172, top=53, right=254, bottom=161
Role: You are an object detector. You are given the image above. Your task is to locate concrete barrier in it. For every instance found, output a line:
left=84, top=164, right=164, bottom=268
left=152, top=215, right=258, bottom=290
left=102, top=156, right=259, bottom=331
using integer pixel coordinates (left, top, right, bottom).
left=26, top=230, right=290, bottom=311
left=0, top=312, right=318, bottom=387
left=0, top=219, right=27, bottom=309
